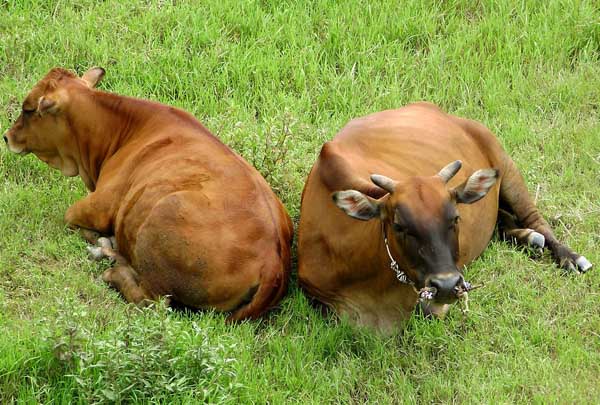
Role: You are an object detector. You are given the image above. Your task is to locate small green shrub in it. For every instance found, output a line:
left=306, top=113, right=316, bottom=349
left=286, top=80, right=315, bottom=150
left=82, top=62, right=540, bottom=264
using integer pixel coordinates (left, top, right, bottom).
left=48, top=302, right=240, bottom=403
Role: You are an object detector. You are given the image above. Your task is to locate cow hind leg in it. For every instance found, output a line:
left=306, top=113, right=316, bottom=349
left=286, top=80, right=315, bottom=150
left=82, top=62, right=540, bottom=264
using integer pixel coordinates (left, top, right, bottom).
left=499, top=158, right=592, bottom=273
left=91, top=242, right=153, bottom=306
left=102, top=265, right=153, bottom=306
left=100, top=248, right=152, bottom=306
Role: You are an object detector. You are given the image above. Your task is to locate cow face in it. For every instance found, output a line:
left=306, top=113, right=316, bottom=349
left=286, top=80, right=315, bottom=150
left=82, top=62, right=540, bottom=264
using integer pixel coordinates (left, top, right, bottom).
left=333, top=160, right=498, bottom=303
left=3, top=67, right=105, bottom=176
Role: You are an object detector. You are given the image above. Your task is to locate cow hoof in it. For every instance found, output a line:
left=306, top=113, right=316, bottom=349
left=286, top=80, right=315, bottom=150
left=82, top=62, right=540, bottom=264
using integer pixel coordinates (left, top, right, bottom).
left=527, top=232, right=545, bottom=249
left=87, top=243, right=116, bottom=264
left=576, top=256, right=592, bottom=273
left=87, top=246, right=104, bottom=261
left=97, top=237, right=113, bottom=249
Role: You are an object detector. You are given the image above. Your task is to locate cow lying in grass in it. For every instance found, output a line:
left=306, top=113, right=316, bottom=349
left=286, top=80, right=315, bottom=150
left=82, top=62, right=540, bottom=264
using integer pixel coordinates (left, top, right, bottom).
left=4, top=67, right=293, bottom=321
left=297, top=102, right=592, bottom=332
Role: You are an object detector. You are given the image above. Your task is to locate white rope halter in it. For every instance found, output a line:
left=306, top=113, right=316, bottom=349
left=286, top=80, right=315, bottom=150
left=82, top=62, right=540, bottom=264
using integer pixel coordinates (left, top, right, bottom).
left=381, top=222, right=414, bottom=286
left=381, top=221, right=477, bottom=307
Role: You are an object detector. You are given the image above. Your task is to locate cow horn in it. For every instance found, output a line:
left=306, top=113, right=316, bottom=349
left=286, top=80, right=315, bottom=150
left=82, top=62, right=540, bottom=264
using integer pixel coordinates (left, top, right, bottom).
left=437, top=160, right=462, bottom=183
left=370, top=174, right=396, bottom=193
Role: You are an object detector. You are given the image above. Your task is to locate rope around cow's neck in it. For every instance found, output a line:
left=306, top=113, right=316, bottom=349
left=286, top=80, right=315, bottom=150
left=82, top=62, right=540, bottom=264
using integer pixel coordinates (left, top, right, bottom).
left=382, top=222, right=414, bottom=286
left=381, top=221, right=483, bottom=311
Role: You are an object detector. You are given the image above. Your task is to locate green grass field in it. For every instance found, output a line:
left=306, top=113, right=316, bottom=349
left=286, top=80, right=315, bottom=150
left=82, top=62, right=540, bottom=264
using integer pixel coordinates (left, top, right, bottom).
left=1, top=0, right=599, bottom=403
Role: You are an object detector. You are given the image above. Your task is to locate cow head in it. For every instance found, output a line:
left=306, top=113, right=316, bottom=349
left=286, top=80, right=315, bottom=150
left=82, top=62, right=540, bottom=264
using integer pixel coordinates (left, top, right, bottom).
left=3, top=67, right=105, bottom=176
left=332, top=160, right=498, bottom=304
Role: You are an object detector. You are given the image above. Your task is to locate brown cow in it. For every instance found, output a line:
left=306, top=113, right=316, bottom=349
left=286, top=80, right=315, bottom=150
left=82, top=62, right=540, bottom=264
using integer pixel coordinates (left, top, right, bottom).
left=297, top=102, right=591, bottom=332
left=4, top=67, right=293, bottom=320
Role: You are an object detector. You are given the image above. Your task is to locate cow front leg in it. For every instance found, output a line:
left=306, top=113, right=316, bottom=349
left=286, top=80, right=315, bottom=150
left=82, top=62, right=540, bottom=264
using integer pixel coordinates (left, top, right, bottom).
left=64, top=193, right=113, bottom=236
left=498, top=209, right=545, bottom=250
left=87, top=236, right=118, bottom=261
left=499, top=159, right=592, bottom=273
left=65, top=193, right=116, bottom=260
left=79, top=229, right=102, bottom=245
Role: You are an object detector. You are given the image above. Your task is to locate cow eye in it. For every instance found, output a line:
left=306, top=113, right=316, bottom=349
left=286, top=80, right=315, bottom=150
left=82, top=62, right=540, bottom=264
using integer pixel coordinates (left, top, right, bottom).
left=449, top=216, right=460, bottom=230
left=393, top=223, right=418, bottom=238
left=392, top=223, right=406, bottom=233
left=393, top=223, right=416, bottom=237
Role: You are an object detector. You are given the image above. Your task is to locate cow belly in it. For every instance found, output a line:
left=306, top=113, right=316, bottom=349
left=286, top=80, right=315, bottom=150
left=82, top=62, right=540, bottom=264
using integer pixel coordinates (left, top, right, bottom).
left=125, top=190, right=270, bottom=311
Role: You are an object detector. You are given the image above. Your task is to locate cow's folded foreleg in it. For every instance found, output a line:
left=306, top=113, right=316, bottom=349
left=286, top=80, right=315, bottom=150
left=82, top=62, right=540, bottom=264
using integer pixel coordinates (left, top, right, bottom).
left=65, top=192, right=117, bottom=260
left=498, top=209, right=545, bottom=250
left=64, top=192, right=113, bottom=235
left=79, top=228, right=102, bottom=245
left=87, top=236, right=118, bottom=262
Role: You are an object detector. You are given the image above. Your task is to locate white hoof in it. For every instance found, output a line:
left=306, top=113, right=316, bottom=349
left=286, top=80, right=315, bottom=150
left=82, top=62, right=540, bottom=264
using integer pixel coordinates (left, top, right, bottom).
left=527, top=231, right=545, bottom=248
left=87, top=246, right=104, bottom=261
left=97, top=237, right=113, bottom=249
left=576, top=256, right=592, bottom=273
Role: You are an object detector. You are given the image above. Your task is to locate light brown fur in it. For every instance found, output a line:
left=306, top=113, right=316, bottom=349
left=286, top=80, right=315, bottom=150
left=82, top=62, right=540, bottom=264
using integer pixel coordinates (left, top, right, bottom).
left=5, top=67, right=293, bottom=320
left=297, top=102, right=590, bottom=332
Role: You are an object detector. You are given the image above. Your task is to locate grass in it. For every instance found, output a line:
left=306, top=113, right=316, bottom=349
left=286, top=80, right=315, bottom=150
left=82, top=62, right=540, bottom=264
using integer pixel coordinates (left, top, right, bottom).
left=1, top=0, right=599, bottom=403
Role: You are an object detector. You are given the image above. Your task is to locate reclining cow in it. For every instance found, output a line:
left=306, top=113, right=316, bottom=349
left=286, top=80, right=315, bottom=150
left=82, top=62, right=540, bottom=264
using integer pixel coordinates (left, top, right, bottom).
left=3, top=67, right=293, bottom=320
left=297, top=102, right=591, bottom=332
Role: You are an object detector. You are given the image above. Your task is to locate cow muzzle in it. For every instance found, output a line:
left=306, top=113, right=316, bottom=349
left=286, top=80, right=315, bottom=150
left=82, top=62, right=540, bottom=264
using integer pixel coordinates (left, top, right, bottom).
left=3, top=134, right=28, bottom=155
left=422, top=272, right=469, bottom=303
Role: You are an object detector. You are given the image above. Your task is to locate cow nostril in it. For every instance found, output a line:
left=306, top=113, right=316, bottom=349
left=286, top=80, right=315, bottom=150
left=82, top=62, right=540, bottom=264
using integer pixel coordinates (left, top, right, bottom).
left=428, top=278, right=444, bottom=293
left=428, top=273, right=463, bottom=296
left=3, top=135, right=7, bottom=144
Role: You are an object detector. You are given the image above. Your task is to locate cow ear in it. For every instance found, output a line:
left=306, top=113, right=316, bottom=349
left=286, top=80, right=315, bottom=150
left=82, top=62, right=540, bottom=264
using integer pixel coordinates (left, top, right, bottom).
left=81, top=67, right=105, bottom=88
left=452, top=169, right=499, bottom=204
left=332, top=190, right=380, bottom=221
left=37, top=96, right=58, bottom=115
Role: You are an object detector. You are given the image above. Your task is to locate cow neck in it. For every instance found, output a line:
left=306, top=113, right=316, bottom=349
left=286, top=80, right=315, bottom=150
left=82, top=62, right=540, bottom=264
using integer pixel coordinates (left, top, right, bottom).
left=381, top=221, right=415, bottom=286
left=68, top=91, right=159, bottom=191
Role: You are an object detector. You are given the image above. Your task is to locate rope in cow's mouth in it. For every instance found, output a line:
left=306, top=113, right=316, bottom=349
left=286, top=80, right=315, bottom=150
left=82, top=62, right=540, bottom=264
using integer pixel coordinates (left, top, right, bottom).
left=382, top=222, right=483, bottom=309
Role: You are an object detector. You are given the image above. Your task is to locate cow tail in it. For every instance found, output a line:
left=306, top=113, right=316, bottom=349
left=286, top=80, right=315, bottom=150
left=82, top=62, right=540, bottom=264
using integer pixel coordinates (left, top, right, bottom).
left=226, top=255, right=289, bottom=322
left=226, top=212, right=292, bottom=322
